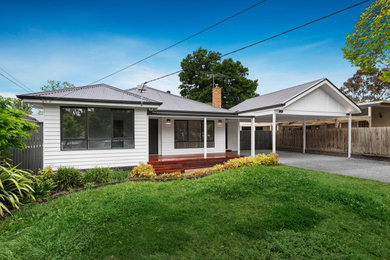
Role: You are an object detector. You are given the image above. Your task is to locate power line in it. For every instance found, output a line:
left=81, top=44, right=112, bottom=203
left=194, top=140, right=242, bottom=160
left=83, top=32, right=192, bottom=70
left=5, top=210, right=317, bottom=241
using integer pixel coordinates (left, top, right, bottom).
left=144, top=0, right=369, bottom=84
left=0, top=67, right=34, bottom=93
left=88, top=0, right=267, bottom=85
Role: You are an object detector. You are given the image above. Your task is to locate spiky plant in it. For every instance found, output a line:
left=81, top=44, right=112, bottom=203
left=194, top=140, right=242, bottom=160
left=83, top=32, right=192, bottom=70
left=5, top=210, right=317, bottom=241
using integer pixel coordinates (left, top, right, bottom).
left=0, top=163, right=35, bottom=216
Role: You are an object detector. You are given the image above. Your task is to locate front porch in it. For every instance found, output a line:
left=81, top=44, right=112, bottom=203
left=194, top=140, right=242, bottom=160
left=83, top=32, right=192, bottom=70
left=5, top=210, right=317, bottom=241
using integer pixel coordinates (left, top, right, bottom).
left=149, top=152, right=240, bottom=174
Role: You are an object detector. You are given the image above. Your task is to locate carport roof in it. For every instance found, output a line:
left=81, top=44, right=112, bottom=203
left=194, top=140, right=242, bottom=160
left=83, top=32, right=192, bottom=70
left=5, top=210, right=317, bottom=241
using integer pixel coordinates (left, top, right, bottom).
left=230, top=78, right=327, bottom=113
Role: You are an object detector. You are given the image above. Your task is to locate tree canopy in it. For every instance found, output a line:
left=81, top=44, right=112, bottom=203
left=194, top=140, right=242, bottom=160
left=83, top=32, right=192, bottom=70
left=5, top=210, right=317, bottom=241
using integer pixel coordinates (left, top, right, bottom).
left=41, top=80, right=75, bottom=92
left=0, top=97, right=37, bottom=156
left=10, top=98, right=32, bottom=115
left=342, top=0, right=390, bottom=83
left=341, top=69, right=390, bottom=103
left=178, top=48, right=258, bottom=109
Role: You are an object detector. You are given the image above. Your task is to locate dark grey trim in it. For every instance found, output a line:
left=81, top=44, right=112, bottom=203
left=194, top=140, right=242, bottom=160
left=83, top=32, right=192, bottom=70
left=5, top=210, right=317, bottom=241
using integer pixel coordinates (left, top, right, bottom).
left=231, top=103, right=285, bottom=114
left=17, top=95, right=162, bottom=106
left=148, top=110, right=253, bottom=118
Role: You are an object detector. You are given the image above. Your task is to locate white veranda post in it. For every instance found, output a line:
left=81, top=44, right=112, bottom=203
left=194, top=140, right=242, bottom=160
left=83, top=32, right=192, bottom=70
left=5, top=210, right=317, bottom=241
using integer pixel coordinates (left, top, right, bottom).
left=348, top=114, right=352, bottom=158
left=303, top=120, right=306, bottom=153
left=237, top=119, right=241, bottom=156
left=251, top=117, right=255, bottom=157
left=272, top=111, right=276, bottom=153
left=204, top=117, right=207, bottom=158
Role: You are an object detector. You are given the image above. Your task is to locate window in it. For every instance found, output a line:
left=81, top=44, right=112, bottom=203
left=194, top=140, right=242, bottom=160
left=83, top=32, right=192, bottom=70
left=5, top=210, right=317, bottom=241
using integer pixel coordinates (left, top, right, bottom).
left=174, top=120, right=214, bottom=149
left=61, top=107, right=134, bottom=150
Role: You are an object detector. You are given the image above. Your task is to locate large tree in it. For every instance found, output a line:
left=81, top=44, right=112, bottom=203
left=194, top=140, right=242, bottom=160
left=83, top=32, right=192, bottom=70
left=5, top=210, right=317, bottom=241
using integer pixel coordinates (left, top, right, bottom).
left=342, top=0, right=390, bottom=83
left=341, top=69, right=390, bottom=103
left=0, top=97, right=37, bottom=156
left=41, top=80, right=75, bottom=91
left=178, top=48, right=258, bottom=108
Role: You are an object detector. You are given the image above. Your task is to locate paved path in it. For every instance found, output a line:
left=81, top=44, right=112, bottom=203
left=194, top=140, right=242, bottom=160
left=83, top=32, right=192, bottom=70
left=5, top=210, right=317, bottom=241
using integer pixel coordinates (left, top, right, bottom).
left=242, top=150, right=390, bottom=183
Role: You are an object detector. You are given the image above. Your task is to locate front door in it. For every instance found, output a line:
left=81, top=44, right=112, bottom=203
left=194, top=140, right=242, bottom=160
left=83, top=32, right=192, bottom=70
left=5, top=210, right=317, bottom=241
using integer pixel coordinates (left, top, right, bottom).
left=149, top=119, right=158, bottom=154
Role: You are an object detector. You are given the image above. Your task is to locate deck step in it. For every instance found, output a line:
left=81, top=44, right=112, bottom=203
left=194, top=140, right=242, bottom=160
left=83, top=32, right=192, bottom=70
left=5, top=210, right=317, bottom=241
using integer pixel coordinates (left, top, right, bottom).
left=149, top=156, right=237, bottom=174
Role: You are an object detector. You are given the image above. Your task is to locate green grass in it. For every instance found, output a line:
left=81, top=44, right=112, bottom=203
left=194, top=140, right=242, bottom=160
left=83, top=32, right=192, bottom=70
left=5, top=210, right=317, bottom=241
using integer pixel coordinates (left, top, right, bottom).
left=1, top=165, right=390, bottom=259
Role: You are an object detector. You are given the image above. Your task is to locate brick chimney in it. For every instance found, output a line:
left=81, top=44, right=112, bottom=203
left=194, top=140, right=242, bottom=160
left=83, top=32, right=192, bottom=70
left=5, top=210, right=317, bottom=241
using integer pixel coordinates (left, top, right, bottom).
left=212, top=87, right=222, bottom=108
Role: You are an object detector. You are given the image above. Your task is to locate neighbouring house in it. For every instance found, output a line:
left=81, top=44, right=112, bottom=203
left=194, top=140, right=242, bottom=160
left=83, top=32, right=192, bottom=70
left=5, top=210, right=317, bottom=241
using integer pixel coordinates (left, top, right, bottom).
left=17, top=78, right=360, bottom=171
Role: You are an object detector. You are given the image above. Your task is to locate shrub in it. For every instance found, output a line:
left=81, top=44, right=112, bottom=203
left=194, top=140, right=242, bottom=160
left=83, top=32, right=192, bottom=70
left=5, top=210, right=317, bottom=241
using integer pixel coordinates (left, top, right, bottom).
left=0, top=162, right=35, bottom=216
left=83, top=168, right=114, bottom=184
left=30, top=167, right=57, bottom=200
left=112, top=170, right=130, bottom=181
left=160, top=172, right=185, bottom=179
left=129, top=164, right=157, bottom=179
left=53, top=168, right=82, bottom=190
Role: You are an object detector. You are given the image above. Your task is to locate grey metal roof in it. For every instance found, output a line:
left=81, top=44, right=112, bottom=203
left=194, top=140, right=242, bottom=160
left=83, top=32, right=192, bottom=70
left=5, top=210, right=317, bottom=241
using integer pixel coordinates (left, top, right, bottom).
left=230, top=78, right=326, bottom=113
left=17, top=84, right=161, bottom=105
left=24, top=114, right=43, bottom=123
left=127, top=86, right=236, bottom=115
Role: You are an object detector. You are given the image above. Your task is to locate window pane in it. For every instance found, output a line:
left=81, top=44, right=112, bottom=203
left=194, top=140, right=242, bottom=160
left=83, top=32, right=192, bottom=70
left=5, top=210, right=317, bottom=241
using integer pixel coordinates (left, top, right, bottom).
left=207, top=121, right=215, bottom=148
left=88, top=139, right=111, bottom=149
left=113, top=110, right=134, bottom=138
left=188, top=121, right=202, bottom=143
left=88, top=108, right=111, bottom=139
left=175, top=121, right=188, bottom=142
left=61, top=108, right=86, bottom=139
left=62, top=140, right=87, bottom=150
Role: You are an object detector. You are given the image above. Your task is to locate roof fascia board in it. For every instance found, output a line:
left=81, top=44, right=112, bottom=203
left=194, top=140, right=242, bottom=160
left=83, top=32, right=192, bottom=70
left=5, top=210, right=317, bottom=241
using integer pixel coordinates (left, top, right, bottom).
left=281, top=109, right=347, bottom=117
left=234, top=103, right=285, bottom=114
left=20, top=98, right=161, bottom=108
left=17, top=95, right=162, bottom=106
left=149, top=110, right=252, bottom=118
left=359, top=102, right=390, bottom=108
left=149, top=114, right=253, bottom=119
left=253, top=108, right=283, bottom=117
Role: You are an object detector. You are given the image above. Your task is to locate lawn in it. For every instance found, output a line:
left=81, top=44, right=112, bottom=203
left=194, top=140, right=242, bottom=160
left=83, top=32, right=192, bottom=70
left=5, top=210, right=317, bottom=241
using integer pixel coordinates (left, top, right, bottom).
left=1, top=165, right=390, bottom=259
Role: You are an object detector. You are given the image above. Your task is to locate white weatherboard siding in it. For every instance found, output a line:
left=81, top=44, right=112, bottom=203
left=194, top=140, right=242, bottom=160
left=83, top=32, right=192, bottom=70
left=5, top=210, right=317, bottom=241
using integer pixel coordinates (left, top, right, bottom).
left=160, top=118, right=226, bottom=156
left=43, top=104, right=148, bottom=170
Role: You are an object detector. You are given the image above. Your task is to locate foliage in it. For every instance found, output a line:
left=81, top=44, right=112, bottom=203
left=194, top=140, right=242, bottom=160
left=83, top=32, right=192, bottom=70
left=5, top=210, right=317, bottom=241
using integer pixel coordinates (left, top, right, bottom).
left=10, top=98, right=32, bottom=114
left=2, top=165, right=390, bottom=258
left=83, top=168, right=114, bottom=184
left=342, top=0, right=390, bottom=83
left=112, top=170, right=130, bottom=181
left=0, top=97, right=37, bottom=155
left=32, top=168, right=57, bottom=199
left=0, top=162, right=35, bottom=216
left=53, top=168, right=82, bottom=190
left=129, top=164, right=157, bottom=178
left=179, top=48, right=259, bottom=108
left=41, top=80, right=76, bottom=92
left=341, top=69, right=390, bottom=102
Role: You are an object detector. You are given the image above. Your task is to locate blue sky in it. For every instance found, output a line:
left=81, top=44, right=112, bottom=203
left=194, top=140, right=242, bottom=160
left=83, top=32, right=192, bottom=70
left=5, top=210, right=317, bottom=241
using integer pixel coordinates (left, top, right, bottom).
left=0, top=0, right=369, bottom=97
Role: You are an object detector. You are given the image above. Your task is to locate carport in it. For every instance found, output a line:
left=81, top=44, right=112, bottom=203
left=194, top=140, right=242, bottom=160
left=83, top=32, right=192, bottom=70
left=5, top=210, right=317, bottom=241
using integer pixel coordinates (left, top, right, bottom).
left=230, top=78, right=362, bottom=158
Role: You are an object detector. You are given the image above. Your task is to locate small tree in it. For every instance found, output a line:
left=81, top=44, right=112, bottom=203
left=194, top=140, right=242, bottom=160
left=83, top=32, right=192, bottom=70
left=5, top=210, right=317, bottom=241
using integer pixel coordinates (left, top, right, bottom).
left=0, top=97, right=37, bottom=157
left=342, top=0, right=390, bottom=82
left=11, top=98, right=32, bottom=114
left=41, top=80, right=75, bottom=91
left=340, top=69, right=390, bottom=103
left=179, top=48, right=258, bottom=109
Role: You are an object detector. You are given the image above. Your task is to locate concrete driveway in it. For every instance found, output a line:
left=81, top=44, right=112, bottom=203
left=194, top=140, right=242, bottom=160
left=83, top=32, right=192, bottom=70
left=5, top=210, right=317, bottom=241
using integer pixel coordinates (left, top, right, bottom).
left=242, top=150, right=390, bottom=183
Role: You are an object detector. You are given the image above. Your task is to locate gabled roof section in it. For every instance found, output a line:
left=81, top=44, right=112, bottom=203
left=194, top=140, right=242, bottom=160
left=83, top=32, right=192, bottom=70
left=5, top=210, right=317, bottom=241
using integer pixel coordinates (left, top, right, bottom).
left=231, top=79, right=327, bottom=113
left=17, top=84, right=161, bottom=105
left=127, top=86, right=236, bottom=115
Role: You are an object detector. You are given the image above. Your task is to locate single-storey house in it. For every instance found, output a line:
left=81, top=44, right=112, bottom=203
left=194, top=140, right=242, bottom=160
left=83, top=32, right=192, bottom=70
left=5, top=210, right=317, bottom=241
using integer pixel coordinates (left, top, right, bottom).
left=17, top=78, right=361, bottom=171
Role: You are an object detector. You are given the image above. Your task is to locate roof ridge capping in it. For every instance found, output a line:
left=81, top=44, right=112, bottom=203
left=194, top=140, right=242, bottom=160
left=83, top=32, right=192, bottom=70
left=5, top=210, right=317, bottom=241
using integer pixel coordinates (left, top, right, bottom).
left=128, top=85, right=233, bottom=112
